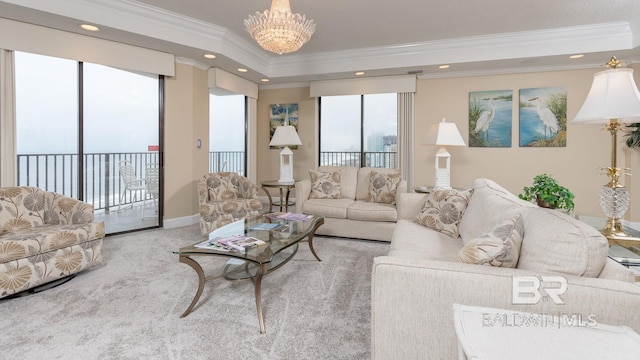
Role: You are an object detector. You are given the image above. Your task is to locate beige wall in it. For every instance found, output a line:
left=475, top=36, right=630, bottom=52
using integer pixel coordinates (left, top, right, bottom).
left=256, top=87, right=316, bottom=197
left=415, top=67, right=640, bottom=221
left=164, top=62, right=209, bottom=221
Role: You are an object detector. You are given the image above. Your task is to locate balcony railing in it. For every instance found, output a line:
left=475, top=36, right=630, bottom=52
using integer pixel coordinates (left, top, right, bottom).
left=319, top=151, right=398, bottom=168
left=16, top=150, right=394, bottom=212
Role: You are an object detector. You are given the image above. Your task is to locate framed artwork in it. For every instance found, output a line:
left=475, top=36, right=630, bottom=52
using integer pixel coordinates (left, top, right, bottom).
left=269, top=103, right=299, bottom=149
left=519, top=87, right=567, bottom=147
left=468, top=90, right=512, bottom=148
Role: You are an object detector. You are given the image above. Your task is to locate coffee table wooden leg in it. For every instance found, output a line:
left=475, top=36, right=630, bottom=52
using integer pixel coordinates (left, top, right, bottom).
left=254, top=264, right=268, bottom=333
left=179, top=255, right=206, bottom=318
left=307, top=219, right=324, bottom=262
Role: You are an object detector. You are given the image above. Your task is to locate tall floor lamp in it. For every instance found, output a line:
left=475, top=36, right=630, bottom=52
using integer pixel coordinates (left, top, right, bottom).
left=424, top=118, right=466, bottom=189
left=572, top=56, right=640, bottom=238
left=269, top=125, right=302, bottom=183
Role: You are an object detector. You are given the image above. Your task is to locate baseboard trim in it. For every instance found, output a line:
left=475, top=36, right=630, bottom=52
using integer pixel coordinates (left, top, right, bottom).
left=163, top=214, right=199, bottom=229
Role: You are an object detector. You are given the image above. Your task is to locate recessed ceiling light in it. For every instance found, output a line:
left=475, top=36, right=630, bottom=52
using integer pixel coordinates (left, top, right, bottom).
left=354, top=71, right=365, bottom=76
left=260, top=78, right=270, bottom=82
left=204, top=54, right=216, bottom=59
left=80, top=24, right=100, bottom=32
left=238, top=68, right=248, bottom=73
left=438, top=64, right=450, bottom=69
left=569, top=54, right=584, bottom=59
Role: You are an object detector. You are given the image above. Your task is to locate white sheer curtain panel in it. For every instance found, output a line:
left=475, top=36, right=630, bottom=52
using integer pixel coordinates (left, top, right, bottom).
left=398, top=92, right=414, bottom=191
left=0, top=49, right=16, bottom=187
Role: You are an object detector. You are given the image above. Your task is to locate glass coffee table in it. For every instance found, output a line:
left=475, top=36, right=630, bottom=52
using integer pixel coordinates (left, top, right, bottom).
left=174, top=213, right=324, bottom=333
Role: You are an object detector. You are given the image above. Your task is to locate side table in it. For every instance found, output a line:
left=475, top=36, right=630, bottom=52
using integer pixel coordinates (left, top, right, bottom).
left=261, top=180, right=295, bottom=212
left=453, top=303, right=640, bottom=360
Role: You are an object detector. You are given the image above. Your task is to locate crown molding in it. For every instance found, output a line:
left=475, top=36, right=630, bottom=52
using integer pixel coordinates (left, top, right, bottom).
left=175, top=57, right=209, bottom=71
left=268, top=22, right=634, bottom=78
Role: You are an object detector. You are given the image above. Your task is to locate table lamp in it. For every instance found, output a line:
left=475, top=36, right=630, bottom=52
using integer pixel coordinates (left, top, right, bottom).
left=424, top=118, right=466, bottom=188
left=269, top=124, right=302, bottom=183
left=572, top=56, right=640, bottom=238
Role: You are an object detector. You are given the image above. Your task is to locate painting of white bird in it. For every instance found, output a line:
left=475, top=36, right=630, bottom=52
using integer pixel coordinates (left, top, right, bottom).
left=473, top=98, right=495, bottom=141
left=469, top=90, right=512, bottom=148
left=528, top=96, right=559, bottom=139
left=519, top=87, right=567, bottom=147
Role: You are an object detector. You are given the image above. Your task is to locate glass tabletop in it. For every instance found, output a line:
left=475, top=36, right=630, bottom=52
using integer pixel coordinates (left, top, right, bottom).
left=173, top=213, right=324, bottom=265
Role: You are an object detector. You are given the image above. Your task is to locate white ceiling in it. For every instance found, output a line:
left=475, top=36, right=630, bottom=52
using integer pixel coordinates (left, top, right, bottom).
left=1, top=0, right=640, bottom=86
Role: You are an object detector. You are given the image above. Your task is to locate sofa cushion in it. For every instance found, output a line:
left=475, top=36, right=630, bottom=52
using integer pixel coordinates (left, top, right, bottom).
left=356, top=167, right=401, bottom=201
left=367, top=170, right=402, bottom=205
left=347, top=200, right=397, bottom=222
left=301, top=198, right=354, bottom=219
left=0, top=222, right=106, bottom=261
left=318, top=166, right=358, bottom=199
left=517, top=207, right=609, bottom=278
left=415, top=188, right=473, bottom=238
left=390, top=219, right=463, bottom=261
left=458, top=214, right=524, bottom=268
left=309, top=170, right=342, bottom=199
left=458, top=178, right=535, bottom=245
left=206, top=172, right=239, bottom=201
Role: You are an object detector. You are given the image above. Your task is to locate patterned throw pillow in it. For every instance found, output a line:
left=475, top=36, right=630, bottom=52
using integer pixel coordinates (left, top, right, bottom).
left=415, top=188, right=473, bottom=238
left=309, top=170, right=342, bottom=199
left=367, top=170, right=402, bottom=204
left=458, top=214, right=524, bottom=268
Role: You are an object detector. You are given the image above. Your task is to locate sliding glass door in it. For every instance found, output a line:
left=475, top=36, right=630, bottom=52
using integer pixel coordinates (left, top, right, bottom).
left=14, top=51, right=162, bottom=234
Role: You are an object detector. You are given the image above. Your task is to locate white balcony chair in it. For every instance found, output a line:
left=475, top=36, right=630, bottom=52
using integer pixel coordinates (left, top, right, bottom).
left=142, top=164, right=159, bottom=219
left=117, top=160, right=146, bottom=212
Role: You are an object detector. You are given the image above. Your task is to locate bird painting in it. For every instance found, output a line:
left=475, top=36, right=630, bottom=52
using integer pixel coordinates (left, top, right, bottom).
left=473, top=98, right=495, bottom=141
left=528, top=96, right=559, bottom=139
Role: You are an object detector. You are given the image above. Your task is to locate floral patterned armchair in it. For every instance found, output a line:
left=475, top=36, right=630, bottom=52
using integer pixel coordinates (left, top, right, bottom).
left=197, top=172, right=264, bottom=236
left=0, top=186, right=105, bottom=298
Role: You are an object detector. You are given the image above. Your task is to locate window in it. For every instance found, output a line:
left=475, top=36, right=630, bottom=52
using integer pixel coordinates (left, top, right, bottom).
left=209, top=94, right=246, bottom=175
left=319, top=93, right=397, bottom=168
left=14, top=51, right=162, bottom=234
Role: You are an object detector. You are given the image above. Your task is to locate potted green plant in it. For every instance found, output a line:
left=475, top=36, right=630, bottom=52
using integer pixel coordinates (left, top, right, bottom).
left=518, top=173, right=575, bottom=212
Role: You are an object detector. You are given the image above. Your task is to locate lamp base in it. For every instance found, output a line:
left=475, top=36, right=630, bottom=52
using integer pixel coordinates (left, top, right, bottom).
left=600, top=217, right=632, bottom=238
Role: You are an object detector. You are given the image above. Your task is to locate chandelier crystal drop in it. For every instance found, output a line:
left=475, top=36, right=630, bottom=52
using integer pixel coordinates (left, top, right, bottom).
left=244, top=0, right=316, bottom=55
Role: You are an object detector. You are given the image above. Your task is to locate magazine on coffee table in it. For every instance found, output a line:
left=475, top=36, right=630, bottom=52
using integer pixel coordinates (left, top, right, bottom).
left=264, top=212, right=314, bottom=222
left=195, top=234, right=266, bottom=253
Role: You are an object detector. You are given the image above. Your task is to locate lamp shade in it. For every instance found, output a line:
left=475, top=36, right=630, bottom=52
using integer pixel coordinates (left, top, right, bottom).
left=424, top=118, right=466, bottom=146
left=269, top=125, right=302, bottom=147
left=573, top=68, right=640, bottom=124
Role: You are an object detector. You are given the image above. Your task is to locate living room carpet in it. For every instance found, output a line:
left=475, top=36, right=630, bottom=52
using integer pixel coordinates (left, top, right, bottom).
left=0, top=225, right=389, bottom=360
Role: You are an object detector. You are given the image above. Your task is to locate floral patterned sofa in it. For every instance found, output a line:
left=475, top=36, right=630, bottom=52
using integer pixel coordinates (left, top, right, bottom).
left=0, top=187, right=105, bottom=298
left=197, top=172, right=264, bottom=236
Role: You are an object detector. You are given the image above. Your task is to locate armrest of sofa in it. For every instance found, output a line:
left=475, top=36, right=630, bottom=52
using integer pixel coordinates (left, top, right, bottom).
left=294, top=179, right=311, bottom=209
left=45, top=193, right=95, bottom=225
left=396, top=192, right=427, bottom=220
left=371, top=256, right=640, bottom=360
left=394, top=180, right=407, bottom=205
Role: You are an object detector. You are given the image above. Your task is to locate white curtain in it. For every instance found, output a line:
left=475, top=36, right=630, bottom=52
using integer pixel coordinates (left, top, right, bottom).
left=398, top=92, right=414, bottom=191
left=0, top=49, right=16, bottom=187
left=246, top=97, right=258, bottom=184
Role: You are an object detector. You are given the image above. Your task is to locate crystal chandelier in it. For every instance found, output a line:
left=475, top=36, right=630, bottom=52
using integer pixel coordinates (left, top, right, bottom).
left=244, top=0, right=316, bottom=55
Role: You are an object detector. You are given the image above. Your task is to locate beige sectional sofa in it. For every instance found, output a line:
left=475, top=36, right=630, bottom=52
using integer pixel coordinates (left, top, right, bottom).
left=371, top=178, right=640, bottom=360
left=0, top=186, right=105, bottom=298
left=294, top=166, right=407, bottom=242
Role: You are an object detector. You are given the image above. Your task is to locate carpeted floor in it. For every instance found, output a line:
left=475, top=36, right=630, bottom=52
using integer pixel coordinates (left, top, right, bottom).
left=0, top=225, right=389, bottom=360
